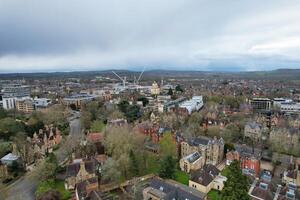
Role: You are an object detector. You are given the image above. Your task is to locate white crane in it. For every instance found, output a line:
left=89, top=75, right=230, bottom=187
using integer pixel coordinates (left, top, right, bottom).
left=112, top=71, right=127, bottom=89
left=136, top=67, right=145, bottom=85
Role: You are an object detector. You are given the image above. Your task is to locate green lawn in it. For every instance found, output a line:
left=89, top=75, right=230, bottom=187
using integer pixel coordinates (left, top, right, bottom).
left=174, top=170, right=189, bottom=185
left=221, top=166, right=230, bottom=177
left=207, top=189, right=220, bottom=200
left=35, top=179, right=71, bottom=200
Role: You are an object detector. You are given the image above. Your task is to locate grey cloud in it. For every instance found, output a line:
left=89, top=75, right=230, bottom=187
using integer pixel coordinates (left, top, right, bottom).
left=0, top=0, right=300, bottom=72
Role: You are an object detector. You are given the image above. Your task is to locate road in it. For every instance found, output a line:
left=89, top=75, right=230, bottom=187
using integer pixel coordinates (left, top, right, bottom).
left=0, top=111, right=82, bottom=200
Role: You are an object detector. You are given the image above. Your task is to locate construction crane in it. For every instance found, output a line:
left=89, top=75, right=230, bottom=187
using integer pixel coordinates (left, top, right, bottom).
left=112, top=71, right=126, bottom=89
left=136, top=67, right=145, bottom=85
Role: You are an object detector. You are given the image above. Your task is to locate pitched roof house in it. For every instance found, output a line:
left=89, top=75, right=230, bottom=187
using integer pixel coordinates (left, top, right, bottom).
left=189, top=164, right=227, bottom=194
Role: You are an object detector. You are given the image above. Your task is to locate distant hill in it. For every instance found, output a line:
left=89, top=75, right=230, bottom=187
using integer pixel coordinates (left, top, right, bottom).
left=0, top=68, right=299, bottom=81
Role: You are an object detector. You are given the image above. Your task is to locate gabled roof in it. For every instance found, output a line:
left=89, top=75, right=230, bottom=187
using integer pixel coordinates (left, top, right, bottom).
left=191, top=164, right=220, bottom=186
left=66, top=160, right=96, bottom=177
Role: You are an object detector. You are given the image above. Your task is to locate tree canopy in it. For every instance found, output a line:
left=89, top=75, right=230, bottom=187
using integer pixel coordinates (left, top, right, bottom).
left=221, top=160, right=249, bottom=200
left=159, top=155, right=176, bottom=179
left=159, top=131, right=177, bottom=158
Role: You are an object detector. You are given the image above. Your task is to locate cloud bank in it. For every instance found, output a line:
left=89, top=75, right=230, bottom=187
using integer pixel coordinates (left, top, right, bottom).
left=0, top=0, right=300, bottom=72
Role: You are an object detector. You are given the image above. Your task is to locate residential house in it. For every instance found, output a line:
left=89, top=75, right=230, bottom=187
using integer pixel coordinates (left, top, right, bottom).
left=181, top=136, right=224, bottom=166
left=244, top=121, right=263, bottom=142
left=135, top=122, right=160, bottom=143
left=179, top=151, right=205, bottom=173
left=282, top=158, right=300, bottom=187
left=75, top=177, right=102, bottom=200
left=276, top=183, right=299, bottom=200
left=241, top=154, right=261, bottom=177
left=65, top=159, right=97, bottom=190
left=143, top=177, right=207, bottom=200
left=248, top=170, right=278, bottom=200
left=31, top=125, right=62, bottom=157
left=249, top=181, right=275, bottom=200
left=189, top=164, right=227, bottom=194
left=226, top=150, right=240, bottom=166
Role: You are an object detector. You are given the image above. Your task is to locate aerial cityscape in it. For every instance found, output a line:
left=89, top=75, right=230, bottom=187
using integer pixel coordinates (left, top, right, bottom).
left=1, top=1, right=300, bottom=200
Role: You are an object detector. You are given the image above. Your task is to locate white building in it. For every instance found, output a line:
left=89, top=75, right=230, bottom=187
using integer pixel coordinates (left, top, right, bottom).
left=2, top=84, right=31, bottom=110
left=280, top=102, right=300, bottom=113
left=179, top=96, right=204, bottom=115
left=273, top=98, right=293, bottom=107
left=34, top=97, right=52, bottom=108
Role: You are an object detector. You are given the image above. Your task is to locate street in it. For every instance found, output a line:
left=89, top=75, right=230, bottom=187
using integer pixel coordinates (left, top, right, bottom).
left=0, top=112, right=82, bottom=200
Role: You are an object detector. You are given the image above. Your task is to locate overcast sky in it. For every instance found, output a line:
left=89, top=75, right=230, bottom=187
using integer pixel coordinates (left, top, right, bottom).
left=0, top=0, right=300, bottom=72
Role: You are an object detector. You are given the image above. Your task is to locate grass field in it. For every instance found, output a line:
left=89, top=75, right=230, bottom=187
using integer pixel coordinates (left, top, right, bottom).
left=35, top=179, right=71, bottom=200
left=174, top=170, right=189, bottom=185
left=221, top=166, right=230, bottom=177
left=207, top=189, right=220, bottom=200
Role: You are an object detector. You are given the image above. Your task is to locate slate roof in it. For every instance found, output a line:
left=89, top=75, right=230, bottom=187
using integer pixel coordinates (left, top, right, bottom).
left=191, top=164, right=220, bottom=186
left=148, top=178, right=206, bottom=200
left=76, top=177, right=98, bottom=199
left=188, top=137, right=210, bottom=146
left=66, top=160, right=96, bottom=177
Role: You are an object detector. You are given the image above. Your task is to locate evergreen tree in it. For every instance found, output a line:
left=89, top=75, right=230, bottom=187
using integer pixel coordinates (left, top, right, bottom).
left=167, top=88, right=173, bottom=96
left=129, top=150, right=139, bottom=176
left=221, top=160, right=250, bottom=200
left=158, top=155, right=175, bottom=179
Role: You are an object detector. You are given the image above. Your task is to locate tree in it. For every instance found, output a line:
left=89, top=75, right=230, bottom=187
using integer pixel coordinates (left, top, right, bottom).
left=159, top=132, right=177, bottom=158
left=129, top=150, right=139, bottom=177
left=12, top=132, right=34, bottom=166
left=222, top=123, right=243, bottom=143
left=85, top=101, right=101, bottom=121
left=175, top=85, right=184, bottom=93
left=25, top=113, right=44, bottom=137
left=187, top=112, right=204, bottom=137
left=118, top=100, right=130, bottom=113
left=0, top=117, right=24, bottom=140
left=90, top=120, right=105, bottom=132
left=0, top=141, right=12, bottom=158
left=224, top=143, right=235, bottom=154
left=34, top=154, right=58, bottom=181
left=221, top=160, right=249, bottom=200
left=159, top=155, right=176, bottom=179
left=117, top=100, right=141, bottom=122
left=207, top=126, right=221, bottom=138
left=125, top=105, right=141, bottom=122
left=0, top=108, right=8, bottom=119
left=108, top=110, right=124, bottom=120
left=81, top=110, right=92, bottom=130
left=101, top=158, right=121, bottom=183
left=167, top=88, right=173, bottom=96
left=41, top=105, right=67, bottom=126
left=103, top=126, right=134, bottom=159
left=103, top=126, right=145, bottom=179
